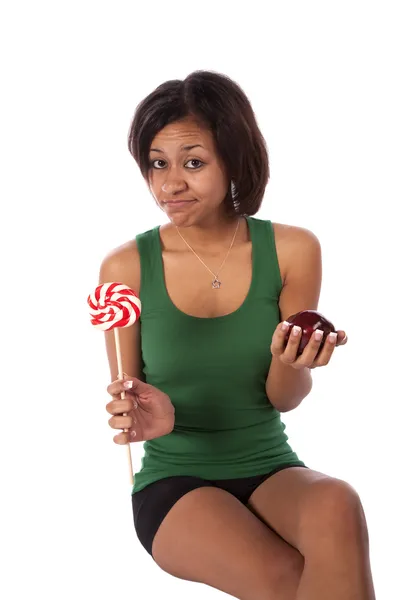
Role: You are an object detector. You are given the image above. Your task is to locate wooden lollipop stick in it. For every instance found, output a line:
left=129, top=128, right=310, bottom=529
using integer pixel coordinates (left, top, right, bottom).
left=114, top=327, right=134, bottom=487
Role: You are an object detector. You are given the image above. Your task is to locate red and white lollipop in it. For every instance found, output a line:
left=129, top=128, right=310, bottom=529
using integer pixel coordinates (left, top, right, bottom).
left=88, top=282, right=141, bottom=330
left=88, top=282, right=142, bottom=485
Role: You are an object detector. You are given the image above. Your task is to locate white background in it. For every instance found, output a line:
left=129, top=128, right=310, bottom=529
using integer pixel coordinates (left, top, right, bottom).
left=1, top=1, right=398, bottom=598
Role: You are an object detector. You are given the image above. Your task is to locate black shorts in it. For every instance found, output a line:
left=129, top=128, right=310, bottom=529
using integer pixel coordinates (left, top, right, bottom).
left=131, top=464, right=308, bottom=557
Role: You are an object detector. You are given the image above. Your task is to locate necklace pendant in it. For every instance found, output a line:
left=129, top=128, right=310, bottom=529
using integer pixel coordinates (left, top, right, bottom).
left=212, top=278, right=221, bottom=289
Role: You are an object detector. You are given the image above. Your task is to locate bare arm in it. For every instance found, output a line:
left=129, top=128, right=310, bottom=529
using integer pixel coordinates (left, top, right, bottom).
left=265, top=226, right=322, bottom=412
left=98, top=240, right=144, bottom=383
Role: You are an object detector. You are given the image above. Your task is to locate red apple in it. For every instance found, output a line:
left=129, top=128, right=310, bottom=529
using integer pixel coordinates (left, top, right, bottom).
left=283, top=310, right=336, bottom=356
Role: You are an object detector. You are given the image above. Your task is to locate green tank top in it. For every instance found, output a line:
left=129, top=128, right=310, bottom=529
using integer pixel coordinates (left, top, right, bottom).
left=132, top=216, right=305, bottom=494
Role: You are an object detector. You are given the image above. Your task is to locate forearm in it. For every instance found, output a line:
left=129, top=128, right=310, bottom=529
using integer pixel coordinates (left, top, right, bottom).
left=265, top=355, right=313, bottom=412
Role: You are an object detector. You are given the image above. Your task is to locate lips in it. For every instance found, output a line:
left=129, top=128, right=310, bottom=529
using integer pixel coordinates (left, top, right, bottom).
left=163, top=199, right=197, bottom=209
left=163, top=199, right=195, bottom=204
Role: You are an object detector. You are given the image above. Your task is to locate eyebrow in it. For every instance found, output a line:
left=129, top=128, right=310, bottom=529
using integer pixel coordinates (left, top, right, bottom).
left=149, top=144, right=205, bottom=153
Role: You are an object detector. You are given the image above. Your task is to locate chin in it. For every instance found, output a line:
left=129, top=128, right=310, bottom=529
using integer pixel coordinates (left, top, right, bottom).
left=163, top=205, right=200, bottom=227
left=167, top=213, right=197, bottom=228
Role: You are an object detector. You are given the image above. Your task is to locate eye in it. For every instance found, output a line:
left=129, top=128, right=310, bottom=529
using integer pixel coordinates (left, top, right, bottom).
left=151, top=159, right=166, bottom=169
left=185, top=159, right=204, bottom=169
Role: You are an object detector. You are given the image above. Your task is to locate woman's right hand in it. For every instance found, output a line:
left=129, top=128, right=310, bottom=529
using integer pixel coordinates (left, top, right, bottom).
left=106, top=375, right=175, bottom=444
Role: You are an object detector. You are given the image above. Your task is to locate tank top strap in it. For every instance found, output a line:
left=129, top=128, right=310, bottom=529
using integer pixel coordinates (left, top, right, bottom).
left=247, top=217, right=283, bottom=303
left=135, top=226, right=166, bottom=314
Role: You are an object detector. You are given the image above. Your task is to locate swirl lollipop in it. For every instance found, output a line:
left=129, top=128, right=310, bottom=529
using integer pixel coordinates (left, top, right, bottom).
left=88, top=282, right=142, bottom=485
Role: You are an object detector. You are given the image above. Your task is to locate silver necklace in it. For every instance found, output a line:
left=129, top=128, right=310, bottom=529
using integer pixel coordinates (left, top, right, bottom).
left=175, top=219, right=240, bottom=289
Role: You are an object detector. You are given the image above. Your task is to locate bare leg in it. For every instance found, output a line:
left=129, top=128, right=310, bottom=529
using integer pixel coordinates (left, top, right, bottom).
left=296, top=503, right=375, bottom=599
left=246, top=468, right=376, bottom=600
left=151, top=486, right=304, bottom=600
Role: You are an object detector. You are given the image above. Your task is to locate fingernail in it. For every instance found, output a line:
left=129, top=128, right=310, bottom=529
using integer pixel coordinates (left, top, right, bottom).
left=314, top=329, right=323, bottom=341
left=123, top=381, right=133, bottom=389
left=328, top=332, right=338, bottom=343
left=281, top=321, right=290, bottom=332
left=292, top=326, right=301, bottom=336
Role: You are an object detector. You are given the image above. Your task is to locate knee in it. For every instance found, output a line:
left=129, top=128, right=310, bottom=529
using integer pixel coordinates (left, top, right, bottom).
left=299, top=478, right=369, bottom=551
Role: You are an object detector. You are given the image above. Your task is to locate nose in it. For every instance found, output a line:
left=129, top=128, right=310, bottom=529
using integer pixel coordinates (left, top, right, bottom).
left=160, top=166, right=188, bottom=194
left=161, top=180, right=187, bottom=194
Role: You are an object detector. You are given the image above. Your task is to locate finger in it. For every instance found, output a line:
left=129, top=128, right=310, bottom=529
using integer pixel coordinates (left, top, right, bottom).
left=105, top=398, right=135, bottom=415
left=335, top=330, right=348, bottom=346
left=108, top=414, right=135, bottom=429
left=107, top=376, right=149, bottom=398
left=279, top=325, right=302, bottom=364
left=312, top=331, right=338, bottom=366
left=114, top=428, right=139, bottom=445
left=127, top=377, right=150, bottom=395
left=107, top=378, right=130, bottom=397
left=108, top=413, right=137, bottom=429
left=270, top=321, right=291, bottom=355
left=113, top=431, right=131, bottom=445
left=294, top=329, right=325, bottom=367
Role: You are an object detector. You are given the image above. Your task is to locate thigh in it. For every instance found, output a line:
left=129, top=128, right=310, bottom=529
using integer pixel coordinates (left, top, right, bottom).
left=247, top=466, right=363, bottom=556
left=132, top=475, right=211, bottom=556
left=214, top=464, right=309, bottom=504
left=150, top=484, right=304, bottom=600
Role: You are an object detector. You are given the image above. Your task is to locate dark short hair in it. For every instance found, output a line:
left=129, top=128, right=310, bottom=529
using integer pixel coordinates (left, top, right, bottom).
left=127, top=70, right=270, bottom=217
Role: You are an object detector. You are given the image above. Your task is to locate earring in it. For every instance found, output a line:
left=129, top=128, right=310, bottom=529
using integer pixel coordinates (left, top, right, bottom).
left=231, top=180, right=240, bottom=212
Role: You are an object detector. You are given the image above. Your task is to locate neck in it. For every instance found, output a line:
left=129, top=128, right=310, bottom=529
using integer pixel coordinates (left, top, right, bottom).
left=176, top=214, right=243, bottom=249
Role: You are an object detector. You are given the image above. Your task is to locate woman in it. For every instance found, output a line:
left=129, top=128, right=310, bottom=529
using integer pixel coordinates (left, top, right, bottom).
left=100, top=71, right=375, bottom=599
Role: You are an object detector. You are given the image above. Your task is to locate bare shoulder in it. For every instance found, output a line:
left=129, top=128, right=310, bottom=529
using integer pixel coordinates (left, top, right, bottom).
left=271, top=222, right=321, bottom=285
left=271, top=221, right=320, bottom=247
left=99, top=238, right=141, bottom=294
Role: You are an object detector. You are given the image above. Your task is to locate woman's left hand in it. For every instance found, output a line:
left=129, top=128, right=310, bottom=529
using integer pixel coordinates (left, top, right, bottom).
left=270, top=322, right=348, bottom=370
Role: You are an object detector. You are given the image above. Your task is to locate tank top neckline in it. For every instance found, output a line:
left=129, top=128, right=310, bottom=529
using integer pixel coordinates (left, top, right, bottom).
left=153, top=216, right=258, bottom=322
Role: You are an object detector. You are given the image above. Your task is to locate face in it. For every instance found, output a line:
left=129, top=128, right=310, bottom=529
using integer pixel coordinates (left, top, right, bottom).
left=147, top=117, right=230, bottom=227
